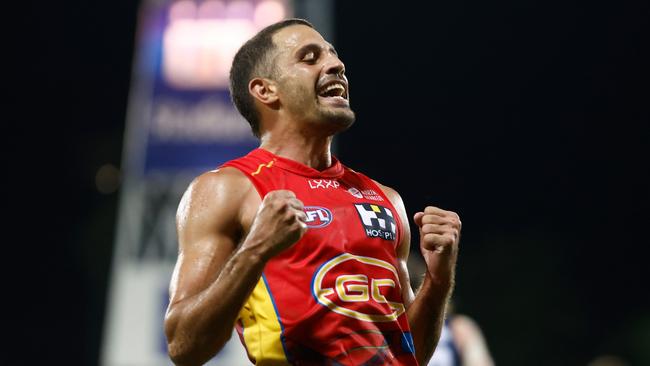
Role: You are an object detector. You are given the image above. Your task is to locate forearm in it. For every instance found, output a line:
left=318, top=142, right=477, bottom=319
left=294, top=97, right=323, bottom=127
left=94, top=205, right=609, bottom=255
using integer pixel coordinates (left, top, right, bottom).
left=165, top=245, right=267, bottom=365
left=407, top=273, right=454, bottom=365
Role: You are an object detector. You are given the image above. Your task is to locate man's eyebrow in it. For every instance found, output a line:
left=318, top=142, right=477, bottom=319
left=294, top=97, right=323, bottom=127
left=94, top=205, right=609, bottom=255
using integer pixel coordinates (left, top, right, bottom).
left=327, top=43, right=338, bottom=56
left=295, top=43, right=338, bottom=57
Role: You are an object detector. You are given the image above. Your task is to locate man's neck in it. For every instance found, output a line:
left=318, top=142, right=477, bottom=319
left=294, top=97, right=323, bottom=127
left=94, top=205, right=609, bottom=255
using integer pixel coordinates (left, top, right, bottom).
left=259, top=134, right=334, bottom=171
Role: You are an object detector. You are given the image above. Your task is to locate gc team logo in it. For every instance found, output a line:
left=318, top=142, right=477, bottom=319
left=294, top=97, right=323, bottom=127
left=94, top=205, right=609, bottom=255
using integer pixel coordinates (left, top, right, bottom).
left=311, top=253, right=406, bottom=322
left=303, top=206, right=333, bottom=228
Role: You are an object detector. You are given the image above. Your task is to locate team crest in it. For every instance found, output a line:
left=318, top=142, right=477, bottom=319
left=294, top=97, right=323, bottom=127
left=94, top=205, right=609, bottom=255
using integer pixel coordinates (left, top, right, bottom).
left=311, top=253, right=406, bottom=322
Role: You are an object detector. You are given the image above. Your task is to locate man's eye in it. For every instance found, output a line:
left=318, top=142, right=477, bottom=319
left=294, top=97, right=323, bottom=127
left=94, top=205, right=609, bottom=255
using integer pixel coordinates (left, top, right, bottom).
left=303, top=51, right=316, bottom=61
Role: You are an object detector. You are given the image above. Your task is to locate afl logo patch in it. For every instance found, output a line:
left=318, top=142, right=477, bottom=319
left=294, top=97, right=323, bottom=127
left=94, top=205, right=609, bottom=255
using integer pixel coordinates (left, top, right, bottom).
left=311, top=253, right=406, bottom=322
left=303, top=206, right=333, bottom=228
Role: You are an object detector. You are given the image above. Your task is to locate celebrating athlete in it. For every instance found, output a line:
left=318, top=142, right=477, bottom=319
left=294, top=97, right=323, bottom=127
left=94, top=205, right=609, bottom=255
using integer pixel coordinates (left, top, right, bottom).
left=164, top=18, right=461, bottom=366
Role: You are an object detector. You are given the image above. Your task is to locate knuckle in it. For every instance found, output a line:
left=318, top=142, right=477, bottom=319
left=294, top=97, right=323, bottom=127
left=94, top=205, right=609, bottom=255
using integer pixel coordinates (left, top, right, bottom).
left=285, top=210, right=296, bottom=221
left=422, top=215, right=435, bottom=224
left=278, top=190, right=295, bottom=199
left=423, top=233, right=436, bottom=242
left=267, top=195, right=280, bottom=205
left=450, top=217, right=460, bottom=228
left=277, top=200, right=289, bottom=210
left=291, top=221, right=306, bottom=234
left=445, top=234, right=456, bottom=245
left=422, top=223, right=435, bottom=232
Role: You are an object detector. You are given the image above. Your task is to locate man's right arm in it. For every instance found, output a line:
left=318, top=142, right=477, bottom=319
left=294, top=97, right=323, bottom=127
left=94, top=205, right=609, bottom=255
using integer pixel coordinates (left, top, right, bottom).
left=164, top=168, right=306, bottom=366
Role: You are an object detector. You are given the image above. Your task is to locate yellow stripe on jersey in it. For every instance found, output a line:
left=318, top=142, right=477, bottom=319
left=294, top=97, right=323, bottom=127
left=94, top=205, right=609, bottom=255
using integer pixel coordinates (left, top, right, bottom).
left=370, top=204, right=381, bottom=212
left=239, top=276, right=290, bottom=365
left=251, top=160, right=275, bottom=176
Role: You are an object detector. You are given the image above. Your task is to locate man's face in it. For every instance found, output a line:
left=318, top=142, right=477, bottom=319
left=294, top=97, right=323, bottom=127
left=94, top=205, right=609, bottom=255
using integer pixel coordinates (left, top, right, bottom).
left=270, top=25, right=355, bottom=133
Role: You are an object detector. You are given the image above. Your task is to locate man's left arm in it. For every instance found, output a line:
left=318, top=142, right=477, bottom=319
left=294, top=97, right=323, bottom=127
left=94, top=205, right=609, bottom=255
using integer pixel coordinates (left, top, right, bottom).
left=377, top=183, right=461, bottom=365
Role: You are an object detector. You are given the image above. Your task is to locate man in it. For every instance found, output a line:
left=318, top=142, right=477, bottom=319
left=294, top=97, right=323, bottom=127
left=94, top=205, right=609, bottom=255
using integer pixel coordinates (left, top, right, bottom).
left=164, top=18, right=461, bottom=366
left=407, top=258, right=493, bottom=366
left=427, top=312, right=494, bottom=366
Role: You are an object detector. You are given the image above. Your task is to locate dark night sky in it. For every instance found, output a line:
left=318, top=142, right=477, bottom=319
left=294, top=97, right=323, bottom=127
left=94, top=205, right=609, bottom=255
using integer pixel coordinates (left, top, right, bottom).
left=335, top=1, right=649, bottom=365
left=8, top=0, right=649, bottom=365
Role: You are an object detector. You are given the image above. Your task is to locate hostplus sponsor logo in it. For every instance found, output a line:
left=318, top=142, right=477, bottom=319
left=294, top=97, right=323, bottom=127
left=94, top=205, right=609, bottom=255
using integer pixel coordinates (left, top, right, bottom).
left=354, top=204, right=396, bottom=241
left=308, top=179, right=340, bottom=189
left=347, top=188, right=384, bottom=201
left=303, top=206, right=333, bottom=228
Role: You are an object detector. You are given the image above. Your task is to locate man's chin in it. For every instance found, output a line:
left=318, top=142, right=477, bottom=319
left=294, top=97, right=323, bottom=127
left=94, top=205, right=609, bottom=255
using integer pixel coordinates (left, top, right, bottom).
left=322, top=109, right=356, bottom=131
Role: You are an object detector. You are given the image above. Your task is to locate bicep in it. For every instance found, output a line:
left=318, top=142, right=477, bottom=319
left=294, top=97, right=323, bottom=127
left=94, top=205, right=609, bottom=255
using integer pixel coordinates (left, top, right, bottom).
left=170, top=233, right=238, bottom=307
left=374, top=181, right=416, bottom=307
left=169, top=170, right=251, bottom=307
left=397, top=221, right=415, bottom=308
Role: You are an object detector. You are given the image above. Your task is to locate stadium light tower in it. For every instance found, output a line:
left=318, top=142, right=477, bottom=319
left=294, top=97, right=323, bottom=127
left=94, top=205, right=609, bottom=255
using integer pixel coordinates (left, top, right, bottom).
left=100, top=1, right=333, bottom=365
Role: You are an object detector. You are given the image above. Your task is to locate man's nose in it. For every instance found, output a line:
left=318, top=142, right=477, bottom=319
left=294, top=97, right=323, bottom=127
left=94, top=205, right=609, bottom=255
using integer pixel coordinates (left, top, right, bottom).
left=324, top=55, right=345, bottom=77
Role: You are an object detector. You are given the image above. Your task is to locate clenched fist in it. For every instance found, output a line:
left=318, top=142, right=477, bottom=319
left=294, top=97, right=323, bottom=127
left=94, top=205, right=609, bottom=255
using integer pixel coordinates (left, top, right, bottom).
left=414, top=206, right=461, bottom=285
left=245, top=190, right=308, bottom=260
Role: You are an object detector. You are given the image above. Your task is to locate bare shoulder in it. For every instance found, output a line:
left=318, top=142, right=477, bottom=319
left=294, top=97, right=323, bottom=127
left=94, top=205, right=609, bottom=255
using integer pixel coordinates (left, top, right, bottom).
left=371, top=179, right=411, bottom=252
left=185, top=166, right=252, bottom=200
left=371, top=179, right=406, bottom=213
left=170, top=167, right=258, bottom=306
left=177, top=167, right=259, bottom=238
left=180, top=167, right=252, bottom=212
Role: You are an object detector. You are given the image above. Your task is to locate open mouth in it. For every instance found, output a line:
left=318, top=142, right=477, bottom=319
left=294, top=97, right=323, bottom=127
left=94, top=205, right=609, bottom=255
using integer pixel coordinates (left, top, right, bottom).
left=317, top=80, right=348, bottom=102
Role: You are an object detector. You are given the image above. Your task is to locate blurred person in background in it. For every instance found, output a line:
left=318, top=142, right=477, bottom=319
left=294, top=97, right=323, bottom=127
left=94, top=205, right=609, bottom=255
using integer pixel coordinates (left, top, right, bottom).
left=426, top=307, right=494, bottom=366
left=587, top=355, right=629, bottom=366
left=163, top=18, right=462, bottom=366
left=409, top=256, right=494, bottom=366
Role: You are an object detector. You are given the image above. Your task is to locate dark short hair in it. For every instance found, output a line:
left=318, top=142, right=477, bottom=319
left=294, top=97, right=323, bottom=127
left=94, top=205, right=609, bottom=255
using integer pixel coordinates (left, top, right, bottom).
left=229, top=18, right=314, bottom=137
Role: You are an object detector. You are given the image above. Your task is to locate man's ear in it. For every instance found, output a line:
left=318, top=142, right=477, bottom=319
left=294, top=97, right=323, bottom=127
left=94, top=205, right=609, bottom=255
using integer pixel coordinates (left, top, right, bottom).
left=249, top=77, right=279, bottom=106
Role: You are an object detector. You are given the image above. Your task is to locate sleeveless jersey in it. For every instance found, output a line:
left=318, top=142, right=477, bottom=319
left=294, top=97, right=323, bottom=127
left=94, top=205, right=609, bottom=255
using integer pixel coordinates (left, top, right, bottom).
left=222, top=148, right=418, bottom=366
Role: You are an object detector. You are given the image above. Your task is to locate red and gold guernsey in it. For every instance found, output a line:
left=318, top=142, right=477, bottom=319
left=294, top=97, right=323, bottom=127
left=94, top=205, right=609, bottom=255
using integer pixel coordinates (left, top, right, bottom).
left=222, top=148, right=418, bottom=366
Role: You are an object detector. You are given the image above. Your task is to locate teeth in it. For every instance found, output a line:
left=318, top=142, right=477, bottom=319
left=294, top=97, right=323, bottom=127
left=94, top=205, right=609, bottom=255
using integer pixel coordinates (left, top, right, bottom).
left=320, top=83, right=346, bottom=97
left=325, top=84, right=344, bottom=92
